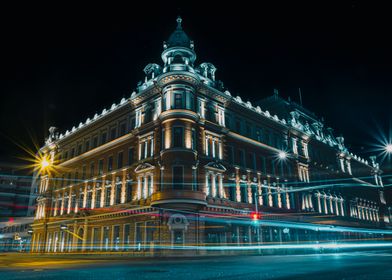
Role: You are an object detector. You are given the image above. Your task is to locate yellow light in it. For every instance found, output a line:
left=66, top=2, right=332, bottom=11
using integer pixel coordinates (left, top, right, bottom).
left=41, top=157, right=50, bottom=169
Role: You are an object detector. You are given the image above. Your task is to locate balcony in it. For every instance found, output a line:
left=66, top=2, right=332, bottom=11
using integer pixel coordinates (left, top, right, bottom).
left=151, top=190, right=207, bottom=209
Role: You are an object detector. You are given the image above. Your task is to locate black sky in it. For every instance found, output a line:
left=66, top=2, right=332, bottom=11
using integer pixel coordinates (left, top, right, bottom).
left=0, top=1, right=391, bottom=169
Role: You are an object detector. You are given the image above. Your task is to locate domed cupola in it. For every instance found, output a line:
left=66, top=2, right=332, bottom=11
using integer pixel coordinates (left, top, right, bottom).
left=162, top=17, right=197, bottom=73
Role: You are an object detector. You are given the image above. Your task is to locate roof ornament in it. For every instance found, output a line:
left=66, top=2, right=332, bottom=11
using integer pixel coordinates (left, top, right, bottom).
left=176, top=16, right=183, bottom=29
left=45, top=126, right=59, bottom=146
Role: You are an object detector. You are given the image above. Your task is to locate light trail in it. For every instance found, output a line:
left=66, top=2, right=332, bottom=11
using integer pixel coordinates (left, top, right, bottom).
left=33, top=241, right=392, bottom=252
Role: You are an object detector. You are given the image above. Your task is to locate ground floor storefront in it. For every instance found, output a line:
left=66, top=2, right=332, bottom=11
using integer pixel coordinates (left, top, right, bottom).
left=30, top=207, right=387, bottom=255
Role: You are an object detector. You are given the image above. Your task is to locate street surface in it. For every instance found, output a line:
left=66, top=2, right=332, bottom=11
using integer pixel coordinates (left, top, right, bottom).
left=1, top=250, right=392, bottom=279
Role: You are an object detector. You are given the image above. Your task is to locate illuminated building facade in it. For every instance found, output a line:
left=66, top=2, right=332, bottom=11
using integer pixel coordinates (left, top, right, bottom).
left=31, top=17, right=389, bottom=254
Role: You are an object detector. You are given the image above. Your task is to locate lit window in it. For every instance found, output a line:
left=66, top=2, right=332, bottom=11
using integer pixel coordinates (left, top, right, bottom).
left=302, top=141, right=309, bottom=158
left=292, top=138, right=298, bottom=155
left=135, top=108, right=143, bottom=128
left=139, top=133, right=154, bottom=160
left=217, top=106, right=225, bottom=127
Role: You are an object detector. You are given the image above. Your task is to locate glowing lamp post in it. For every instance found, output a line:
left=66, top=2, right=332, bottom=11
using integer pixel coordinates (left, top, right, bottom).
left=386, top=144, right=392, bottom=153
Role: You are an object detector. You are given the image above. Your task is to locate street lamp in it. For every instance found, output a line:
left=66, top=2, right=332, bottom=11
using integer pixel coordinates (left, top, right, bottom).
left=386, top=144, right=392, bottom=153
left=278, top=151, right=287, bottom=159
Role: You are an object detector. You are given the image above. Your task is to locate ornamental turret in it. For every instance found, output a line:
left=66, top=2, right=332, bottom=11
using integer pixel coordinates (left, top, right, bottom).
left=162, top=17, right=196, bottom=73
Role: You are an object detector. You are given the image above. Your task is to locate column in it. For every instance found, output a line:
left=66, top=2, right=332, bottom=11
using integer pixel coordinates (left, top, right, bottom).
left=236, top=168, right=241, bottom=202
left=137, top=177, right=141, bottom=200
left=329, top=197, right=334, bottom=214
left=205, top=173, right=210, bottom=196
left=257, top=173, right=263, bottom=206
left=324, top=196, right=328, bottom=214
left=219, top=174, right=224, bottom=198
left=211, top=173, right=217, bottom=197
left=143, top=176, right=148, bottom=199
left=205, top=136, right=209, bottom=156
left=83, top=183, right=87, bottom=208
left=212, top=138, right=216, bottom=157
left=150, top=137, right=154, bottom=157
left=340, top=200, right=345, bottom=216
left=247, top=180, right=252, bottom=204
left=317, top=195, right=322, bottom=213
left=150, top=174, right=154, bottom=196
left=82, top=219, right=88, bottom=252
left=110, top=176, right=115, bottom=206
left=121, top=170, right=126, bottom=204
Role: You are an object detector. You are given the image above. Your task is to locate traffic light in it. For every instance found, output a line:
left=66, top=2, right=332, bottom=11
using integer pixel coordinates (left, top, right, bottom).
left=251, top=212, right=261, bottom=221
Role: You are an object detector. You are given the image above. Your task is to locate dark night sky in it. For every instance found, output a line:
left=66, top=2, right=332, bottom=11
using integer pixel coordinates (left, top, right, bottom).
left=0, top=1, right=391, bottom=170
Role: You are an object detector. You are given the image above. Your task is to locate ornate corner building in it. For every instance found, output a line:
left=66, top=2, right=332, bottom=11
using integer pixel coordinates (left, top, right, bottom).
left=31, top=17, right=391, bottom=254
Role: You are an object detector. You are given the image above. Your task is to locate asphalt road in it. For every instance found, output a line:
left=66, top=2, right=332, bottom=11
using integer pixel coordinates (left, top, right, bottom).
left=1, top=250, right=392, bottom=279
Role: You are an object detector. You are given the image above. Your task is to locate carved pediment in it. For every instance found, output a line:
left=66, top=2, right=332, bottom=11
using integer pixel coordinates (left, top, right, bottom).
left=204, top=162, right=226, bottom=172
left=134, top=163, right=155, bottom=173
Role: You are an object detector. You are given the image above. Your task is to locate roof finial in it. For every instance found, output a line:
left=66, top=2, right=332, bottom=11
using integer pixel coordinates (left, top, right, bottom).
left=176, top=16, right=182, bottom=29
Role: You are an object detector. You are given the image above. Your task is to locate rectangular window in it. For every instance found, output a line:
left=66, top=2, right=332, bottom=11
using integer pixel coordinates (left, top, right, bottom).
left=98, top=159, right=104, bottom=175
left=174, top=93, right=183, bottom=109
left=128, top=148, right=134, bottom=165
left=127, top=181, right=133, bottom=202
left=101, top=132, right=107, bottom=145
left=90, top=162, right=95, bottom=178
left=120, top=122, right=126, bottom=136
left=87, top=191, right=92, bottom=209
left=239, top=149, right=245, bottom=167
left=256, top=128, right=262, bottom=142
left=227, top=145, right=234, bottom=164
left=110, top=127, right=117, bottom=140
left=105, top=187, right=111, bottom=206
left=95, top=189, right=101, bottom=208
left=70, top=148, right=75, bottom=158
left=236, top=120, right=241, bottom=133
left=173, top=127, right=184, bottom=147
left=85, top=140, right=90, bottom=152
left=115, top=182, right=122, bottom=204
left=191, top=128, right=196, bottom=150
left=78, top=145, right=82, bottom=155
left=259, top=156, right=266, bottom=174
left=113, top=225, right=120, bottom=251
left=117, top=151, right=123, bottom=169
left=135, top=108, right=142, bottom=128
left=131, top=118, right=136, bottom=129
left=93, top=137, right=98, bottom=148
left=245, top=123, right=251, bottom=137
left=108, top=156, right=113, bottom=172
left=74, top=171, right=79, bottom=184
left=146, top=221, right=156, bottom=244
left=173, top=166, right=184, bottom=189
left=82, top=165, right=86, bottom=180
left=124, top=224, right=130, bottom=250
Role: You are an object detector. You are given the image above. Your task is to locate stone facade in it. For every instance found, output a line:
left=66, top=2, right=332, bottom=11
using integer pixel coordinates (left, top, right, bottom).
left=31, top=17, right=389, bottom=255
